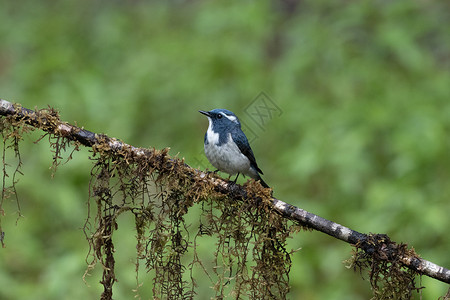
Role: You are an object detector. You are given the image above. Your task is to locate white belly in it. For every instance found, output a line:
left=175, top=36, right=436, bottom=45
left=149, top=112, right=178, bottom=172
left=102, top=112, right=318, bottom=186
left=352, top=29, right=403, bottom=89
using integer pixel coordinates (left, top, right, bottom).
left=204, top=133, right=252, bottom=176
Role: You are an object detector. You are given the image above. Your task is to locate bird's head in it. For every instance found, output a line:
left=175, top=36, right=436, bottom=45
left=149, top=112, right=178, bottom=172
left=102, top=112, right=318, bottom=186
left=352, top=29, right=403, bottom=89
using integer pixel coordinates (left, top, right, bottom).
left=199, top=109, right=241, bottom=132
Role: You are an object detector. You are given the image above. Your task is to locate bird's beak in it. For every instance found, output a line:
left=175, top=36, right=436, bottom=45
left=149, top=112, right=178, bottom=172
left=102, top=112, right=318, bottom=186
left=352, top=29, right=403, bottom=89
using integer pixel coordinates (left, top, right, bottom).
left=199, top=110, right=211, bottom=117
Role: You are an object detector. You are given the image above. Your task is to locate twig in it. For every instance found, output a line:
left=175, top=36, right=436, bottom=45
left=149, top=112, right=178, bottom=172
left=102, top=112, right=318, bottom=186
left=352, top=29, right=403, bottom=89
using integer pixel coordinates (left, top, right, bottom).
left=1, top=98, right=449, bottom=284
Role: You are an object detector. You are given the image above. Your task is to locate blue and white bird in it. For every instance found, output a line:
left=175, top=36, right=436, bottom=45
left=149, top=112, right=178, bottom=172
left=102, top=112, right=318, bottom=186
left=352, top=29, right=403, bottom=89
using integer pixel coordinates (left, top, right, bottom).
left=199, top=109, right=269, bottom=188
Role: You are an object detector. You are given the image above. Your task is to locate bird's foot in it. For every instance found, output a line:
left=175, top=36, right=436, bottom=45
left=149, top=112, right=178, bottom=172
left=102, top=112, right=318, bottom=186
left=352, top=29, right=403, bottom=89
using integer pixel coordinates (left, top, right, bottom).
left=233, top=173, right=241, bottom=183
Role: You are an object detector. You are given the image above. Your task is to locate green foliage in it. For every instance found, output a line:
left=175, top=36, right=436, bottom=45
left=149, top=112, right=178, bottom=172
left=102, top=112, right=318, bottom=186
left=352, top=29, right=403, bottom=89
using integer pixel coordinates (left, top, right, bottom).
left=1, top=0, right=449, bottom=299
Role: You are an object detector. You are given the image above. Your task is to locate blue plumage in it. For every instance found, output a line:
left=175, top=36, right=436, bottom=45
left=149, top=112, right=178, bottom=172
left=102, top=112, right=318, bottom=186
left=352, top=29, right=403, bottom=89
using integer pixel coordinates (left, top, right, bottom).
left=199, top=109, right=269, bottom=188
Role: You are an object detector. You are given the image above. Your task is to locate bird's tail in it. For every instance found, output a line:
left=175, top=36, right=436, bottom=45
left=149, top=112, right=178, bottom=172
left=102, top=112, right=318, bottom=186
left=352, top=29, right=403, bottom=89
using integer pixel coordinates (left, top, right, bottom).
left=255, top=174, right=270, bottom=189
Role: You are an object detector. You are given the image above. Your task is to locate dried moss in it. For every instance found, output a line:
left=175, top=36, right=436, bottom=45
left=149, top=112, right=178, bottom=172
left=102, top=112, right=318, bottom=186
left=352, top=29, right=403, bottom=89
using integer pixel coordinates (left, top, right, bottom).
left=347, top=233, right=423, bottom=300
left=1, top=113, right=35, bottom=230
left=83, top=137, right=293, bottom=299
left=1, top=103, right=429, bottom=299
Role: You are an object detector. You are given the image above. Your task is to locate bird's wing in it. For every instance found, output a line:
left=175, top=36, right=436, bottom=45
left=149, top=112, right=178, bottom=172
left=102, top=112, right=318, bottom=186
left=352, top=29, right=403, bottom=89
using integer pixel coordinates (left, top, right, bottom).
left=231, top=131, right=264, bottom=175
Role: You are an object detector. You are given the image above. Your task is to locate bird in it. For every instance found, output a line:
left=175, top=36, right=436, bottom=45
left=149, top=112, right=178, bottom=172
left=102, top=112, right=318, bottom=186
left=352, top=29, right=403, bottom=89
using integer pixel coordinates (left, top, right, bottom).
left=199, top=109, right=269, bottom=188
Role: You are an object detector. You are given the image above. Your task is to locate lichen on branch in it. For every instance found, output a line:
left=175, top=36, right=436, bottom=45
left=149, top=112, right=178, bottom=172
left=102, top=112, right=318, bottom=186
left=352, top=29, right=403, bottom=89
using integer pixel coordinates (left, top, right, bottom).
left=1, top=99, right=448, bottom=300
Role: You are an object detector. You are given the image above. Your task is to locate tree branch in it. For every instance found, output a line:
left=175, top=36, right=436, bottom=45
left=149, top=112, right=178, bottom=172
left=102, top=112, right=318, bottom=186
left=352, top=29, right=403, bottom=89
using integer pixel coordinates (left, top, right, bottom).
left=1, top=99, right=449, bottom=284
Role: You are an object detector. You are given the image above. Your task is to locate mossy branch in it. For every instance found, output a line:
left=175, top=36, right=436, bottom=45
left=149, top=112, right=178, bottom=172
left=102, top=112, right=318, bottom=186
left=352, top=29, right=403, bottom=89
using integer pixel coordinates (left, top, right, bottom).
left=1, top=99, right=449, bottom=292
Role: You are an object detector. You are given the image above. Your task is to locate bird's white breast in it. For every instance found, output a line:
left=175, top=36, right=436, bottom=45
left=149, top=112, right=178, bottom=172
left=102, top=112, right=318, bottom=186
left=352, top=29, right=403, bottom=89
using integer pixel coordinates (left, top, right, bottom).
left=204, top=131, right=253, bottom=176
left=206, top=119, right=219, bottom=145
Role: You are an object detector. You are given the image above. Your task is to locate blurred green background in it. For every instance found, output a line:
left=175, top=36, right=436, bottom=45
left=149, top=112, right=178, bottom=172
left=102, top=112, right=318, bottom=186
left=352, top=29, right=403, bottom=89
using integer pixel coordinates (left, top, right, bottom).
left=1, top=0, right=449, bottom=299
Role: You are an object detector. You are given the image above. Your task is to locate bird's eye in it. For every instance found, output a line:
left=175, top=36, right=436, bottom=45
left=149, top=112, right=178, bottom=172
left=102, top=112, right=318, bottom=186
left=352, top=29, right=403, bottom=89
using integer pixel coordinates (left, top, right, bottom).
left=217, top=114, right=222, bottom=119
